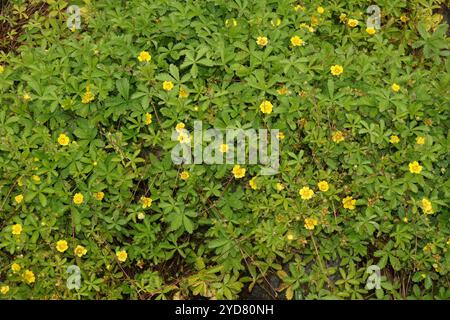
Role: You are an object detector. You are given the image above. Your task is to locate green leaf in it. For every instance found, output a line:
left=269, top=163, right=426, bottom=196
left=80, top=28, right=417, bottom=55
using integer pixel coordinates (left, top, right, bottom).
left=116, top=78, right=130, bottom=100
left=183, top=215, right=194, bottom=233
left=327, top=79, right=334, bottom=98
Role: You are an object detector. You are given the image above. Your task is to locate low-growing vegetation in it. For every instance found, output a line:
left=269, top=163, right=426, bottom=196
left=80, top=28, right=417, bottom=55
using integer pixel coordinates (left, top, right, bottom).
left=0, top=0, right=449, bottom=299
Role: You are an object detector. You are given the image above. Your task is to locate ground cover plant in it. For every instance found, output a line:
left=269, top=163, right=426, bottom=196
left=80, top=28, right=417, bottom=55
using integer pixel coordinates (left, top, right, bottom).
left=0, top=0, right=449, bottom=300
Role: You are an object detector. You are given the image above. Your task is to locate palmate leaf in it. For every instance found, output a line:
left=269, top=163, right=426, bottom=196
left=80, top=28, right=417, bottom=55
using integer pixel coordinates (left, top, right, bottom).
left=180, top=45, right=214, bottom=78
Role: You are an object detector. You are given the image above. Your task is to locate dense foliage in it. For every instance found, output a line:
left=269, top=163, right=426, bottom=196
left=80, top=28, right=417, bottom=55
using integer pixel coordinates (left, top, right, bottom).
left=0, top=0, right=449, bottom=299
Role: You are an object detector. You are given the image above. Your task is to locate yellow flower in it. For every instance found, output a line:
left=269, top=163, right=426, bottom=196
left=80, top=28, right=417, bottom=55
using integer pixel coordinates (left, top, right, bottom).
left=416, top=137, right=425, bottom=145
left=339, top=13, right=348, bottom=23
left=0, top=65, right=4, bottom=74
left=276, top=183, right=284, bottom=191
left=290, top=36, right=304, bottom=47
left=1, top=286, right=9, bottom=295
left=342, top=196, right=356, bottom=210
left=141, top=196, right=152, bottom=209
left=145, top=113, right=152, bottom=125
left=408, top=161, right=422, bottom=174
left=232, top=165, right=246, bottom=179
left=277, top=87, right=289, bottom=95
left=390, top=135, right=400, bottom=144
left=81, top=86, right=95, bottom=104
left=12, top=224, right=22, bottom=235
left=74, top=245, right=87, bottom=257
left=277, top=132, right=285, bottom=140
left=317, top=181, right=329, bottom=192
left=332, top=130, right=345, bottom=143
left=11, top=263, right=21, bottom=273
left=299, top=186, right=314, bottom=200
left=137, top=51, right=151, bottom=62
left=219, top=144, right=229, bottom=153
left=421, top=198, right=433, bottom=215
left=56, top=240, right=68, bottom=253
left=15, top=194, right=23, bottom=204
left=400, top=15, right=408, bottom=23
left=249, top=177, right=258, bottom=190
left=259, top=100, right=273, bottom=114
left=423, top=243, right=433, bottom=253
left=163, top=81, right=174, bottom=91
left=23, top=270, right=35, bottom=284
left=447, top=238, right=450, bottom=245
left=304, top=217, right=318, bottom=230
left=116, top=250, right=127, bottom=262
left=225, top=18, right=237, bottom=27
left=310, top=16, right=319, bottom=27
left=299, top=23, right=315, bottom=32
left=330, top=65, right=344, bottom=76
left=317, top=6, right=325, bottom=14
left=23, top=92, right=31, bottom=101
left=391, top=83, right=401, bottom=92
left=179, top=87, right=189, bottom=98
left=32, top=175, right=41, bottom=183
left=180, top=171, right=190, bottom=180
left=175, top=122, right=185, bottom=132
left=271, top=18, right=281, bottom=27
left=94, top=191, right=104, bottom=201
left=177, top=131, right=191, bottom=144
left=286, top=231, right=295, bottom=241
left=58, top=133, right=70, bottom=146
left=73, top=193, right=84, bottom=205
left=347, top=19, right=359, bottom=27
left=366, top=27, right=376, bottom=35
left=293, top=4, right=304, bottom=12
left=256, top=36, right=268, bottom=47
left=137, top=212, right=145, bottom=220
left=403, top=217, right=408, bottom=223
